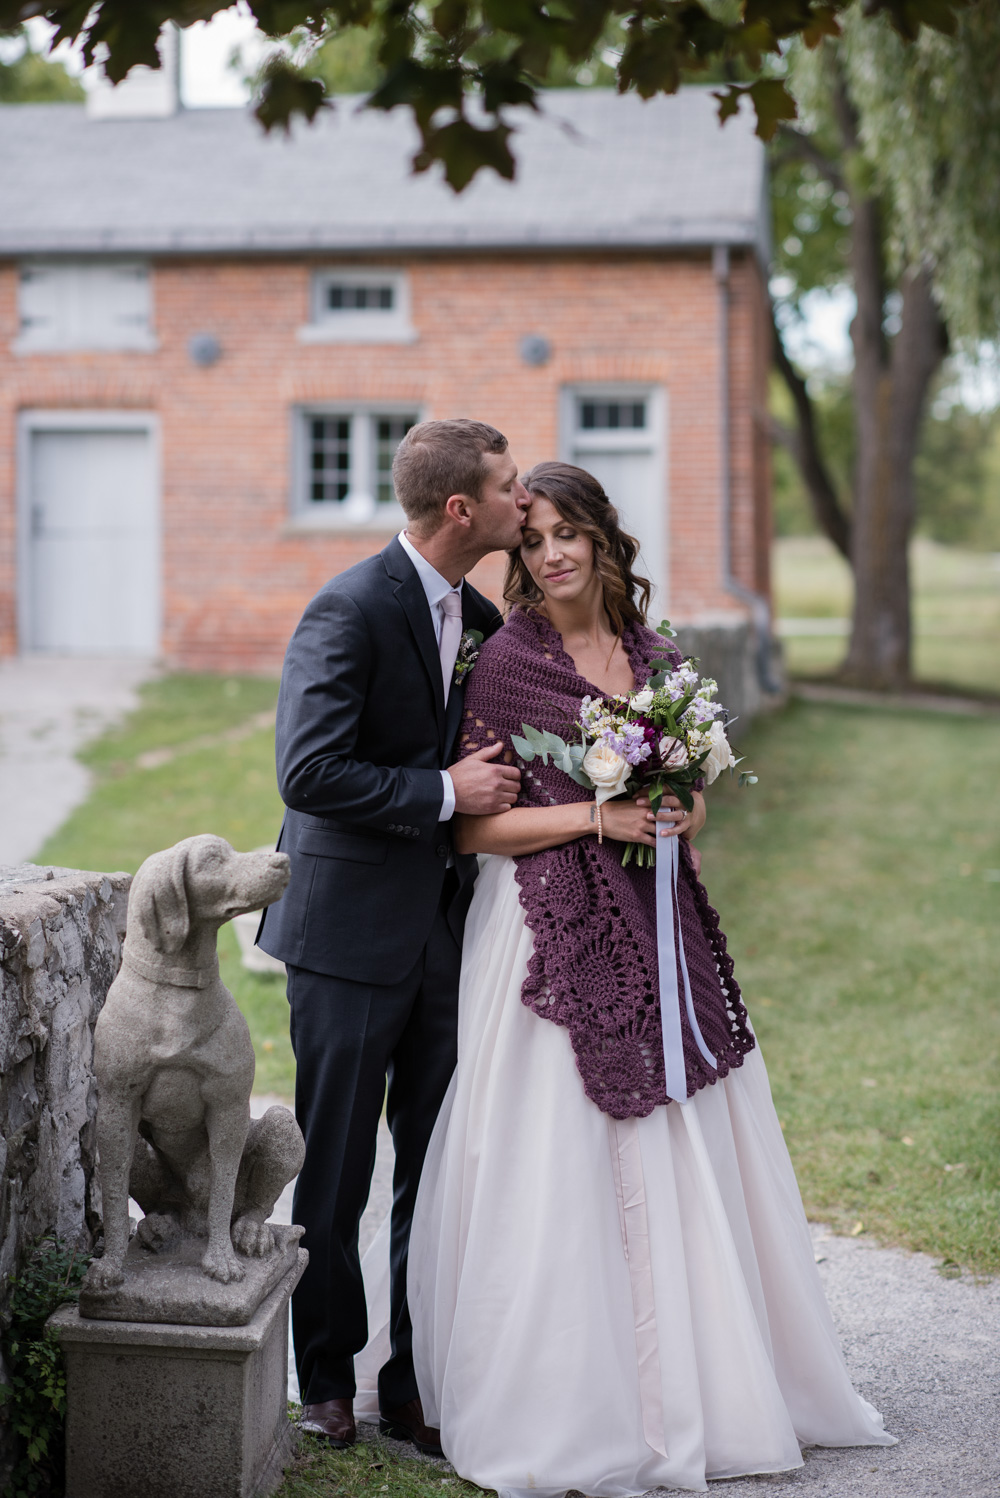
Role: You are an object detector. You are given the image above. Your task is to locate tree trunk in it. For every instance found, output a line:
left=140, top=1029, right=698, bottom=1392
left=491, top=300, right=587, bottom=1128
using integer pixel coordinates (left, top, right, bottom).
left=825, top=69, right=949, bottom=690
left=841, top=263, right=947, bottom=689
left=771, top=318, right=852, bottom=559
left=773, top=62, right=950, bottom=692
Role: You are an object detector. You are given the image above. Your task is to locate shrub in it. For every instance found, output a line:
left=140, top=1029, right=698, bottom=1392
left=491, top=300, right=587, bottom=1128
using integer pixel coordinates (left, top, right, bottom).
left=0, top=1238, right=90, bottom=1498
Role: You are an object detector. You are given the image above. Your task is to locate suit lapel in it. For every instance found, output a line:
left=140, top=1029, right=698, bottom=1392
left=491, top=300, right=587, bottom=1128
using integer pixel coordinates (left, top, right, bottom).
left=382, top=537, right=446, bottom=742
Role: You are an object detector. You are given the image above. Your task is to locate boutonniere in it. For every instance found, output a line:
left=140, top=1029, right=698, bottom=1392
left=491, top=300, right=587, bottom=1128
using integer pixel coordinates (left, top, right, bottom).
left=453, top=628, right=484, bottom=687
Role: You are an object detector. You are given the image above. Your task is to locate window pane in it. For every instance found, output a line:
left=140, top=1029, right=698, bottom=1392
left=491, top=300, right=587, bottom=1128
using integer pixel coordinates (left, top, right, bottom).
left=579, top=399, right=646, bottom=431
left=325, top=281, right=396, bottom=313
left=308, top=415, right=352, bottom=503
left=374, top=415, right=417, bottom=505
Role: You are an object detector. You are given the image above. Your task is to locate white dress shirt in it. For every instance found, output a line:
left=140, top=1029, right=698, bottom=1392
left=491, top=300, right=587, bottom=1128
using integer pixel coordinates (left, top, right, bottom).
left=397, top=530, right=461, bottom=821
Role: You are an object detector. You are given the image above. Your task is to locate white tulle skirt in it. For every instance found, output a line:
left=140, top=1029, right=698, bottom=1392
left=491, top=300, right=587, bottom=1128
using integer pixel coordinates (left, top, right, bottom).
left=355, top=855, right=895, bottom=1496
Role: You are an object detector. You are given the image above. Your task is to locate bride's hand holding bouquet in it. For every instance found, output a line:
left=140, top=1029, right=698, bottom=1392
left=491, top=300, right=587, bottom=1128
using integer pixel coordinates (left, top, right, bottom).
left=513, top=622, right=756, bottom=867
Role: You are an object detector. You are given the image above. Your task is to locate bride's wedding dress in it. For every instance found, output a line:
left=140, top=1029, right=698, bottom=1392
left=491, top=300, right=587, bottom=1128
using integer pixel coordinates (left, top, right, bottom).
left=354, top=854, right=894, bottom=1497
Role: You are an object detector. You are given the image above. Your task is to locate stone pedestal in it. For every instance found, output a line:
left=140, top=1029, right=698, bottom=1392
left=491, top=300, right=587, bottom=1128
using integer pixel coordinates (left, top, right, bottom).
left=78, top=1223, right=304, bottom=1327
left=49, top=1250, right=306, bottom=1498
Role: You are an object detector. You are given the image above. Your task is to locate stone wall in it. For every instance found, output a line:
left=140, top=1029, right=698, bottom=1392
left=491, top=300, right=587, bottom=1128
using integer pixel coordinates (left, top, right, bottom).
left=0, top=863, right=130, bottom=1467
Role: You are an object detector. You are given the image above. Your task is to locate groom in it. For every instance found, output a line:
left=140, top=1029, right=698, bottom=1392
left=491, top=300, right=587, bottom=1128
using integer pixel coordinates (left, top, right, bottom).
left=258, top=419, right=528, bottom=1454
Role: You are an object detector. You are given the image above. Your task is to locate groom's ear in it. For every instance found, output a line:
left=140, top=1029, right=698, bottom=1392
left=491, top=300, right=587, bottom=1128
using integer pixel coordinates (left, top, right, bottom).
left=444, top=493, right=475, bottom=530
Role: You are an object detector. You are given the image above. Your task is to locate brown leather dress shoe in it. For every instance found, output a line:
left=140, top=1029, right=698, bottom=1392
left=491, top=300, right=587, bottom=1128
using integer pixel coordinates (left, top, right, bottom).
left=300, top=1398, right=356, bottom=1448
left=379, top=1396, right=443, bottom=1456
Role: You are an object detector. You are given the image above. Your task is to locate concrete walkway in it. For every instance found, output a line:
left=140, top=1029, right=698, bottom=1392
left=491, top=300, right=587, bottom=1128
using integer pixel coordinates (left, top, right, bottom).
left=270, top=1118, right=999, bottom=1497
left=0, top=654, right=154, bottom=865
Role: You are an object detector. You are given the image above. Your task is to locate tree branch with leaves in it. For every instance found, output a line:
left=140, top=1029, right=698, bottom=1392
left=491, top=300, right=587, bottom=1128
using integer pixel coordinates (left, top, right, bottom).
left=0, top=0, right=968, bottom=189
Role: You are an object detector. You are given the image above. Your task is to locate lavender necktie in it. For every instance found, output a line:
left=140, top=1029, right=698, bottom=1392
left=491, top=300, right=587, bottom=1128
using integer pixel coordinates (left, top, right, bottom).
left=439, top=590, right=463, bottom=705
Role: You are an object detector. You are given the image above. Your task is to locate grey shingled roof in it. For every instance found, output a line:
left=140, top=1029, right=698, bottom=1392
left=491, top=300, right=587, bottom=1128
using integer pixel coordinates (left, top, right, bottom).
left=0, top=87, right=767, bottom=257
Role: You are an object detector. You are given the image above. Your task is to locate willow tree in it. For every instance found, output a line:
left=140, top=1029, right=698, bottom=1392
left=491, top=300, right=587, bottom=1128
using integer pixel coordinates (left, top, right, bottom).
left=773, top=3, right=1000, bottom=688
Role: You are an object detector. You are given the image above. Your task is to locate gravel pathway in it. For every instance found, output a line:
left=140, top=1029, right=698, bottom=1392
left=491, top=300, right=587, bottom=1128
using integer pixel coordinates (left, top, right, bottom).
left=266, top=1114, right=999, bottom=1496
left=714, top=1226, right=999, bottom=1498
left=0, top=654, right=153, bottom=864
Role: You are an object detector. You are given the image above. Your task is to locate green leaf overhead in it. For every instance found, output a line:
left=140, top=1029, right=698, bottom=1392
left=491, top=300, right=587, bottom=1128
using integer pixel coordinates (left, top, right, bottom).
left=253, top=54, right=329, bottom=131
left=1, top=0, right=968, bottom=188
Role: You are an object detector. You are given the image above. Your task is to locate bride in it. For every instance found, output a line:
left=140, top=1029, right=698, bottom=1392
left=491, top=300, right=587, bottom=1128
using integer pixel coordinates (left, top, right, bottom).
left=357, top=461, right=895, bottom=1496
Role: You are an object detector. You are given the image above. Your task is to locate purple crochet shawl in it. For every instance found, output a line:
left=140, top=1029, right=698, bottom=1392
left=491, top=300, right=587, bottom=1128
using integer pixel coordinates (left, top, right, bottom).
left=458, top=607, right=755, bottom=1120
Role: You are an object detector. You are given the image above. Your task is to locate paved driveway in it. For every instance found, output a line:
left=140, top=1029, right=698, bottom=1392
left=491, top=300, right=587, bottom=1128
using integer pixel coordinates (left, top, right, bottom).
left=0, top=654, right=153, bottom=866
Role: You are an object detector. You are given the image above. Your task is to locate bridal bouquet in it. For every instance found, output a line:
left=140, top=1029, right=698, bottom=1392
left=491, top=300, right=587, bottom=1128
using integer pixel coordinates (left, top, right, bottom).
left=512, top=623, right=756, bottom=867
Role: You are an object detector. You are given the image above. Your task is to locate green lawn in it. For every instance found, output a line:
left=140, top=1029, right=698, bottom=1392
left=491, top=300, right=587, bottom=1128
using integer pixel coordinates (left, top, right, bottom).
left=38, top=672, right=1000, bottom=1276
left=774, top=536, right=1000, bottom=694
left=277, top=1430, right=478, bottom=1498
left=704, top=698, right=999, bottom=1276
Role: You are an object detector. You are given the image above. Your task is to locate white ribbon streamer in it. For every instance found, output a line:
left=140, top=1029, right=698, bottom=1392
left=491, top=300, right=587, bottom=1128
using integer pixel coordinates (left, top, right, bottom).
left=608, top=1115, right=669, bottom=1459
left=655, top=832, right=717, bottom=1104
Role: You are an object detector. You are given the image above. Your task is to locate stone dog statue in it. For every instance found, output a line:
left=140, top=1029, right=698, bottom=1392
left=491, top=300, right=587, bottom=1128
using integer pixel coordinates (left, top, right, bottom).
left=84, top=835, right=304, bottom=1296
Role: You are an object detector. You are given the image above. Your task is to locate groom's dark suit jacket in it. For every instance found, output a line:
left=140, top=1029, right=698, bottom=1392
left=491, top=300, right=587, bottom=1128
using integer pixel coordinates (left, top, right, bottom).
left=258, top=536, right=503, bottom=981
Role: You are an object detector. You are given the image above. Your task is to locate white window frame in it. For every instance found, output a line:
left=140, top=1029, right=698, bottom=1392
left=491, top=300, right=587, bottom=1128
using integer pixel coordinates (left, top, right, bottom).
left=13, top=260, right=158, bottom=354
left=289, top=403, right=424, bottom=532
left=298, top=267, right=417, bottom=345
left=559, top=383, right=668, bottom=610
left=16, top=408, right=162, bottom=653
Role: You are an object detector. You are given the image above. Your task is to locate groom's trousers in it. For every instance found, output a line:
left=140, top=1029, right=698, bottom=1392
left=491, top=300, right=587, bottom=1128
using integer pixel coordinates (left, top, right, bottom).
left=286, top=873, right=461, bottom=1409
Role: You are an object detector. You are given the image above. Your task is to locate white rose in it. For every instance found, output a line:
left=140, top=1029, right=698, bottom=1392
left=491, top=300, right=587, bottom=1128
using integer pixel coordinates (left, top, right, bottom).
left=658, top=734, right=688, bottom=769
left=582, top=740, right=632, bottom=804
left=701, top=720, right=736, bottom=785
left=631, top=687, right=655, bottom=713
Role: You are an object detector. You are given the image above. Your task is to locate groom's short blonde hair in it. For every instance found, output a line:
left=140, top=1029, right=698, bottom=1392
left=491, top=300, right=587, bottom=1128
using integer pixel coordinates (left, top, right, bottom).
left=393, top=418, right=508, bottom=530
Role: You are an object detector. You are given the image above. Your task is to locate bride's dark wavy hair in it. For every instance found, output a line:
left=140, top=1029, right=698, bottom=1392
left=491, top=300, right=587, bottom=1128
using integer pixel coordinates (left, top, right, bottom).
left=504, top=461, right=652, bottom=636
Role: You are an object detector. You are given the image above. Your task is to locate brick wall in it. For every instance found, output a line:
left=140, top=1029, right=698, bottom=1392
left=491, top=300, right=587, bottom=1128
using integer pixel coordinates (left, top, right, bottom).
left=0, top=249, right=769, bottom=669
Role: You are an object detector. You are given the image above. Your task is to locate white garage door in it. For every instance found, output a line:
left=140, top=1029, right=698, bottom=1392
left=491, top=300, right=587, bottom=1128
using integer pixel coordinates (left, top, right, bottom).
left=26, top=425, right=159, bottom=654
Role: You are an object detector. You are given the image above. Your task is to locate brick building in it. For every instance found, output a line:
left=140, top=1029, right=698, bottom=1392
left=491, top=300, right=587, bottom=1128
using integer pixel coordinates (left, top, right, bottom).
left=0, top=84, right=775, bottom=705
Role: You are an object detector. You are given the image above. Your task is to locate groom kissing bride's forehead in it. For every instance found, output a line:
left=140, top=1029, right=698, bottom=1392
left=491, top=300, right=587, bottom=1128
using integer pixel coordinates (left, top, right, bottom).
left=259, top=417, right=897, bottom=1491
left=257, top=417, right=529, bottom=1455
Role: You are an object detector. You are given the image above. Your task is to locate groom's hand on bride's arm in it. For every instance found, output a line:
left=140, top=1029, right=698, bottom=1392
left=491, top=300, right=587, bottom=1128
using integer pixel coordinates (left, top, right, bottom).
left=447, top=743, right=521, bottom=816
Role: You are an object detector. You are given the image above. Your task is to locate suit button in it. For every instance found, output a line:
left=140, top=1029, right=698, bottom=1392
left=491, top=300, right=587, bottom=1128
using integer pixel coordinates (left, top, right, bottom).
left=388, top=823, right=398, bottom=833
left=436, top=844, right=448, bottom=858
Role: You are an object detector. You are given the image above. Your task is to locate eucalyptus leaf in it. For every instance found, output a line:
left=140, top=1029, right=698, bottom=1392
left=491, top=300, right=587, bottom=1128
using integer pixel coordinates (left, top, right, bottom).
left=511, top=735, right=535, bottom=761
left=552, top=745, right=576, bottom=774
